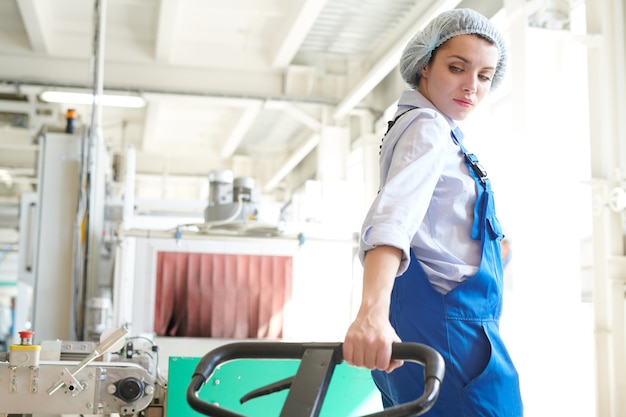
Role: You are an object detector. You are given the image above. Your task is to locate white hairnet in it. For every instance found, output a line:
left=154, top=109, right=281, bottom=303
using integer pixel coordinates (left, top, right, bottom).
left=399, top=8, right=507, bottom=90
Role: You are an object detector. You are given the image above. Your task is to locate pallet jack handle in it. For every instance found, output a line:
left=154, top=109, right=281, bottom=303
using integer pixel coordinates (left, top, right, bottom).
left=186, top=341, right=444, bottom=417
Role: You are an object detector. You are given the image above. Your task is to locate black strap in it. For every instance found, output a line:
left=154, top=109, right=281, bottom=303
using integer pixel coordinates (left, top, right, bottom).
left=380, top=107, right=418, bottom=154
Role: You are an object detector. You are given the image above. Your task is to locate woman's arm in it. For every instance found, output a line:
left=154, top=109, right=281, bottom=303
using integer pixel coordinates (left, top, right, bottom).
left=343, top=245, right=404, bottom=372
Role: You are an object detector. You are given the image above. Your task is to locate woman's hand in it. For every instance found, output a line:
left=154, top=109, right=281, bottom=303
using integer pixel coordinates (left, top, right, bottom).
left=343, top=305, right=404, bottom=373
left=342, top=245, right=405, bottom=373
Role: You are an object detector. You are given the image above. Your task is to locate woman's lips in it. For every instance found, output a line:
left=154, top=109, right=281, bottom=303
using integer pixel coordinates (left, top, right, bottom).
left=454, top=98, right=474, bottom=108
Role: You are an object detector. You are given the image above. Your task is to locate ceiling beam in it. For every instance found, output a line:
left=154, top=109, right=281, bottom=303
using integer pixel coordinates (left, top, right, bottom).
left=333, top=0, right=463, bottom=120
left=0, top=56, right=287, bottom=98
left=270, top=0, right=330, bottom=68
left=260, top=101, right=324, bottom=191
left=265, top=101, right=322, bottom=132
left=16, top=0, right=52, bottom=53
left=155, top=0, right=182, bottom=63
left=220, top=102, right=263, bottom=159
left=263, top=132, right=320, bottom=192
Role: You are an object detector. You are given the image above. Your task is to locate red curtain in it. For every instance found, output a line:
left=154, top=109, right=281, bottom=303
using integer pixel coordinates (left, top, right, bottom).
left=154, top=252, right=292, bottom=338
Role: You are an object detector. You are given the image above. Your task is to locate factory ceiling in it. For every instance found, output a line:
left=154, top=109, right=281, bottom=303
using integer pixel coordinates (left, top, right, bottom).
left=0, top=0, right=505, bottom=210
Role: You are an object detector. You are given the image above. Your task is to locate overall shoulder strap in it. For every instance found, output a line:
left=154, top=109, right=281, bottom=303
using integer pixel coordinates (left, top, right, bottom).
left=450, top=129, right=489, bottom=185
left=384, top=107, right=419, bottom=136
left=380, top=107, right=419, bottom=154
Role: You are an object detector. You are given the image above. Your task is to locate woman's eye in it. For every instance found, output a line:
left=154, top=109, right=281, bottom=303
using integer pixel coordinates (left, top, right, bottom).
left=450, top=65, right=463, bottom=72
left=479, top=74, right=492, bottom=82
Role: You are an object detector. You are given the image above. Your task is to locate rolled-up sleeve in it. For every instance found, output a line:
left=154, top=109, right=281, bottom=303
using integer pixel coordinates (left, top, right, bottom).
left=358, top=109, right=450, bottom=276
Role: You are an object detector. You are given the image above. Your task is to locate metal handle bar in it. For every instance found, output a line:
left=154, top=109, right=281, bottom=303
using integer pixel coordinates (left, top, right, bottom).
left=186, top=341, right=444, bottom=417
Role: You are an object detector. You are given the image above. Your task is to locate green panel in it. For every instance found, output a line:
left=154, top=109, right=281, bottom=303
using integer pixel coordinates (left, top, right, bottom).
left=167, top=356, right=383, bottom=417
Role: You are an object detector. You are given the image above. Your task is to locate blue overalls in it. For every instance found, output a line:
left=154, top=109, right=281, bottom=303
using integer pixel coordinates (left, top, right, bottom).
left=372, top=128, right=524, bottom=416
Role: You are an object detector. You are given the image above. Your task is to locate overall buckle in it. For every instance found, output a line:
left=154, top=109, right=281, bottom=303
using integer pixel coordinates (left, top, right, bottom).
left=464, top=153, right=488, bottom=183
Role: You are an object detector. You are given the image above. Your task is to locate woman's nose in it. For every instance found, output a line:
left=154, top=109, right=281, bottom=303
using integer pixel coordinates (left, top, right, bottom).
left=462, top=75, right=477, bottom=93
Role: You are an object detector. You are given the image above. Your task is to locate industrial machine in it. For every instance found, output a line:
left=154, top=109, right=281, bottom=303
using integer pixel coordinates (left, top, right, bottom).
left=200, top=168, right=282, bottom=235
left=0, top=325, right=164, bottom=417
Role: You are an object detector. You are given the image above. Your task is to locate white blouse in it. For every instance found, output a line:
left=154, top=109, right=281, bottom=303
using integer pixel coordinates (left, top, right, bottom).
left=359, top=90, right=482, bottom=294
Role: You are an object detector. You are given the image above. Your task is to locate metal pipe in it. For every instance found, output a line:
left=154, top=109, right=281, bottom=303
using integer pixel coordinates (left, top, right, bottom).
left=0, top=78, right=349, bottom=109
left=91, top=0, right=106, bottom=136
left=72, top=0, right=109, bottom=341
left=586, top=1, right=626, bottom=416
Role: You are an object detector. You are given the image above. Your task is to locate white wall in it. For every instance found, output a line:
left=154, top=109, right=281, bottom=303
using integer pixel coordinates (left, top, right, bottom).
left=461, top=12, right=596, bottom=416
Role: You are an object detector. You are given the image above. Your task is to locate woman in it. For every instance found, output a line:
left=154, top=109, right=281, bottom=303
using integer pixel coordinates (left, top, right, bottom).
left=343, top=8, right=523, bottom=416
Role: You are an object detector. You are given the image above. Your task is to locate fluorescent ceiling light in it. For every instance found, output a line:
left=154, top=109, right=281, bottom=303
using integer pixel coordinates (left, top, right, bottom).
left=0, top=168, right=12, bottom=186
left=39, top=91, right=145, bottom=108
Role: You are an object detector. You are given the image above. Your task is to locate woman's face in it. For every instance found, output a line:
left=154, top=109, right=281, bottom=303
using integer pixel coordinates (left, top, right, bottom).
left=418, top=34, right=499, bottom=121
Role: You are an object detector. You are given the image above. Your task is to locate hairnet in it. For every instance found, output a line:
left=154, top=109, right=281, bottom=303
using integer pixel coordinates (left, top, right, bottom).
left=399, top=8, right=507, bottom=90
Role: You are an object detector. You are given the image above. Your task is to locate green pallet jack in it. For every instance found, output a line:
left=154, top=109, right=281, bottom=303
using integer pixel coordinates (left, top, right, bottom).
left=186, top=342, right=444, bottom=417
